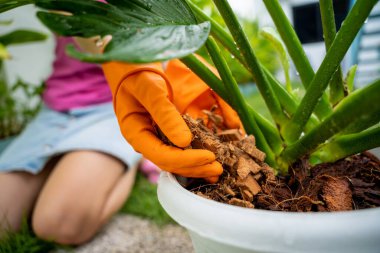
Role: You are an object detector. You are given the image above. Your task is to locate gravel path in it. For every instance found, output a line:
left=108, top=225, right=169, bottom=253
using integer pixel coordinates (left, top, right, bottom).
left=56, top=214, right=194, bottom=253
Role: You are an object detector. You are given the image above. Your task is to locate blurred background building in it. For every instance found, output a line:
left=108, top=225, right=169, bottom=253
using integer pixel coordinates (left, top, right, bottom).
left=232, top=0, right=380, bottom=88
left=281, top=0, right=380, bottom=88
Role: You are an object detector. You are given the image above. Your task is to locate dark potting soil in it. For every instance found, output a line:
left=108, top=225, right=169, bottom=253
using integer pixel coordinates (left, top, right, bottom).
left=179, top=115, right=380, bottom=212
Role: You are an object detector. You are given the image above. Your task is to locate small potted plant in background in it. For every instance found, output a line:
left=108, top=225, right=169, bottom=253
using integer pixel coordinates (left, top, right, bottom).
left=1, top=0, right=379, bottom=252
left=0, top=20, right=46, bottom=152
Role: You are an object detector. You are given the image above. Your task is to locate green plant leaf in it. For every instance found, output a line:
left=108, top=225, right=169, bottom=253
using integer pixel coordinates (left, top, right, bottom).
left=212, top=0, right=287, bottom=127
left=310, top=125, right=380, bottom=164
left=0, top=30, right=47, bottom=46
left=34, top=0, right=210, bottom=63
left=319, top=0, right=345, bottom=106
left=345, top=65, right=357, bottom=93
left=281, top=0, right=378, bottom=143
left=0, top=43, right=11, bottom=59
left=188, top=4, right=317, bottom=132
left=279, top=79, right=380, bottom=168
left=260, top=27, right=291, bottom=93
left=181, top=55, right=283, bottom=158
left=0, top=20, right=12, bottom=26
left=0, top=0, right=34, bottom=13
left=263, top=0, right=333, bottom=120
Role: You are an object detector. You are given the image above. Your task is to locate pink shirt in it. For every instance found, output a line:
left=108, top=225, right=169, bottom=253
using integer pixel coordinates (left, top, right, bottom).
left=43, top=37, right=112, bottom=111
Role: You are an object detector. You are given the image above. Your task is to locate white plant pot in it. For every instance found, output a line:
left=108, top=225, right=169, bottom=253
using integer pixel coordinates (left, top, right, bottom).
left=158, top=172, right=380, bottom=253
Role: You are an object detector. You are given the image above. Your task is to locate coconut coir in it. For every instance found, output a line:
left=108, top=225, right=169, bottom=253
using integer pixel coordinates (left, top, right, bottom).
left=176, top=115, right=380, bottom=212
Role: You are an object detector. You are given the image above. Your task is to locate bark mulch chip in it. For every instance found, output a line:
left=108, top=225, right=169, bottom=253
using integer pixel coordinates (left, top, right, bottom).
left=179, top=115, right=380, bottom=212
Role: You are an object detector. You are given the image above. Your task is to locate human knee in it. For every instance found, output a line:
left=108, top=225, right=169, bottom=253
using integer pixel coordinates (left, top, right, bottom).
left=32, top=203, right=97, bottom=245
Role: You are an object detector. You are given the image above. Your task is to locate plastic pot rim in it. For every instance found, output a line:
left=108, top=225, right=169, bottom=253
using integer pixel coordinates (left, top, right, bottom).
left=158, top=171, right=380, bottom=252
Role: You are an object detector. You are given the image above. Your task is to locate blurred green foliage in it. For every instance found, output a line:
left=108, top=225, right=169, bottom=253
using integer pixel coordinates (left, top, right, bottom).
left=0, top=218, right=61, bottom=253
left=0, top=74, right=44, bottom=139
left=192, top=0, right=280, bottom=84
left=0, top=22, right=46, bottom=139
left=120, top=172, right=174, bottom=226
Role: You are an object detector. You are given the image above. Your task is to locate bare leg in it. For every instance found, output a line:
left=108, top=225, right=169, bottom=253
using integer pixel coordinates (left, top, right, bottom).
left=0, top=157, right=59, bottom=235
left=32, top=150, right=137, bottom=245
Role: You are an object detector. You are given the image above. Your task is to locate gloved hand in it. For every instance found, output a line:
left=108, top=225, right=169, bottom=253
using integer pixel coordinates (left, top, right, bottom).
left=102, top=59, right=241, bottom=182
left=164, top=58, right=241, bottom=130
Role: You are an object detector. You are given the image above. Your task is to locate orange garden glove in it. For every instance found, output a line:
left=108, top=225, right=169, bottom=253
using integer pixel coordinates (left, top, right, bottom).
left=102, top=58, right=241, bottom=182
left=164, top=58, right=241, bottom=130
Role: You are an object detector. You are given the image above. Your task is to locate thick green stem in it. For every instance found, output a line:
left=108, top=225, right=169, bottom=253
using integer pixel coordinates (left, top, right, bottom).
left=263, top=0, right=332, bottom=119
left=188, top=1, right=243, bottom=63
left=340, top=68, right=379, bottom=135
left=205, top=39, right=247, bottom=126
left=319, top=0, right=346, bottom=106
left=262, top=0, right=311, bottom=84
left=181, top=54, right=283, bottom=158
left=189, top=2, right=316, bottom=128
left=181, top=55, right=227, bottom=100
left=205, top=37, right=276, bottom=166
left=263, top=68, right=296, bottom=112
left=339, top=109, right=380, bottom=136
left=260, top=27, right=292, bottom=93
left=282, top=0, right=378, bottom=143
left=209, top=43, right=277, bottom=166
left=263, top=67, right=320, bottom=131
left=310, top=126, right=380, bottom=164
left=248, top=105, right=283, bottom=155
left=212, top=0, right=288, bottom=127
left=279, top=79, right=380, bottom=168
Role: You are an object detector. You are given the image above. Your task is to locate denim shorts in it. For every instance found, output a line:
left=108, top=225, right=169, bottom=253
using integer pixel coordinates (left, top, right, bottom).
left=0, top=102, right=141, bottom=174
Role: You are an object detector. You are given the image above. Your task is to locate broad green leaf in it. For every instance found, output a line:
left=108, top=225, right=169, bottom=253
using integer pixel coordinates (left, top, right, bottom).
left=0, top=30, right=47, bottom=46
left=0, top=0, right=34, bottom=13
left=34, top=0, right=211, bottom=63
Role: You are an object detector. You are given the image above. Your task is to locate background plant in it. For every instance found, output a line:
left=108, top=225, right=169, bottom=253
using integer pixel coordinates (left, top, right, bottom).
left=0, top=217, right=60, bottom=253
left=0, top=20, right=46, bottom=139
left=192, top=0, right=280, bottom=84
left=1, top=0, right=379, bottom=174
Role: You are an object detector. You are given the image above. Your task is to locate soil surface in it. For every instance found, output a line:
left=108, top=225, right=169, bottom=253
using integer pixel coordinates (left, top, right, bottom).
left=180, top=115, right=380, bottom=212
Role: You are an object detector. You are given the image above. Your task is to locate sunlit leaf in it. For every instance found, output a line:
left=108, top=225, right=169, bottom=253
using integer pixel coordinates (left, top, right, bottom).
left=0, top=43, right=11, bottom=59
left=34, top=0, right=211, bottom=63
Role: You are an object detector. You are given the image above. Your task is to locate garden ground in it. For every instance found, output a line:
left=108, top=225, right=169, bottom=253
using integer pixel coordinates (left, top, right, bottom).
left=56, top=214, right=194, bottom=253
left=0, top=172, right=194, bottom=253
